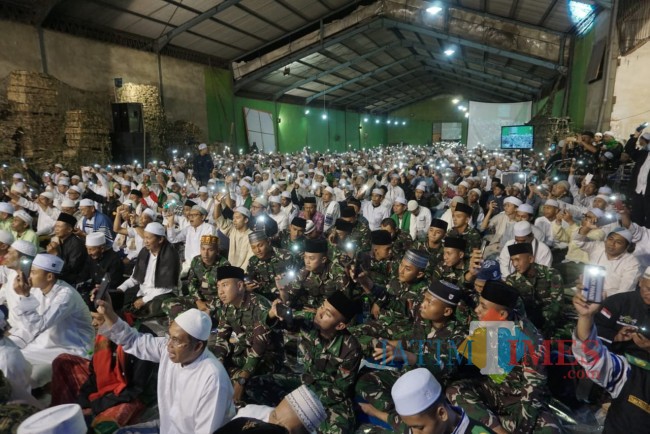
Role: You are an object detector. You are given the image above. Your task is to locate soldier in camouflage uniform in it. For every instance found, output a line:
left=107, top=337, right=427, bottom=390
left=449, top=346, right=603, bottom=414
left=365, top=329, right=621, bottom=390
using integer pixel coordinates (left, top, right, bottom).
left=210, top=265, right=283, bottom=403
left=340, top=204, right=371, bottom=253
left=447, top=202, right=482, bottom=256
left=277, top=216, right=307, bottom=261
left=379, top=217, right=413, bottom=258
left=353, top=229, right=400, bottom=288
left=432, top=237, right=471, bottom=288
left=504, top=242, right=565, bottom=338
left=446, top=280, right=563, bottom=434
left=356, top=280, right=470, bottom=433
left=246, top=291, right=362, bottom=434
left=414, top=218, right=448, bottom=277
left=349, top=249, right=430, bottom=354
left=161, top=234, right=229, bottom=320
left=277, top=238, right=350, bottom=309
left=327, top=218, right=358, bottom=269
left=246, top=230, right=297, bottom=301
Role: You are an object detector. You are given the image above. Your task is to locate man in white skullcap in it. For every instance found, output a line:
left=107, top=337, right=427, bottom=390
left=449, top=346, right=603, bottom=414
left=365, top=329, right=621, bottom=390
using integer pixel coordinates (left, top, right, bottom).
left=480, top=195, right=522, bottom=254
left=9, top=253, right=94, bottom=386
left=535, top=198, right=562, bottom=248
left=17, top=403, right=85, bottom=433
left=10, top=210, right=38, bottom=247
left=498, top=221, right=553, bottom=278
left=362, top=368, right=492, bottom=433
left=573, top=227, right=641, bottom=297
left=407, top=200, right=432, bottom=242
left=234, top=384, right=327, bottom=433
left=0, top=240, right=37, bottom=327
left=267, top=196, right=289, bottom=232
left=78, top=232, right=125, bottom=289
left=316, top=186, right=340, bottom=233
left=116, top=222, right=180, bottom=318
left=280, top=191, right=299, bottom=221
left=360, top=188, right=391, bottom=231
left=384, top=172, right=405, bottom=205
left=0, top=201, right=14, bottom=232
left=0, top=229, right=14, bottom=261
left=166, top=205, right=215, bottom=275
left=97, top=298, right=234, bottom=433
left=8, top=190, right=60, bottom=237
left=75, top=198, right=114, bottom=246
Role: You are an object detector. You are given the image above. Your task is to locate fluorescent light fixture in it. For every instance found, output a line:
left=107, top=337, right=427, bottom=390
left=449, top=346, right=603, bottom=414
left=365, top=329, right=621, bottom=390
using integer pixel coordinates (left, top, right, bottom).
left=375, top=119, right=380, bottom=124
left=426, top=6, right=442, bottom=15
left=452, top=98, right=460, bottom=104
left=363, top=117, right=369, bottom=123
left=304, top=109, right=310, bottom=115
left=457, top=105, right=463, bottom=110
left=402, top=121, right=406, bottom=125
left=321, top=113, right=327, bottom=120
left=386, top=119, right=391, bottom=124
left=444, top=48, right=455, bottom=56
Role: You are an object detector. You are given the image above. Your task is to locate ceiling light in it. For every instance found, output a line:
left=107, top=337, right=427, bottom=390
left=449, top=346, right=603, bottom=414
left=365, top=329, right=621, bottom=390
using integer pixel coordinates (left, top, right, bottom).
left=375, top=119, right=380, bottom=124
left=386, top=119, right=391, bottom=124
left=465, top=112, right=469, bottom=118
left=321, top=113, right=327, bottom=120
left=402, top=121, right=406, bottom=125
left=457, top=105, right=463, bottom=110
left=444, top=48, right=455, bottom=56
left=363, top=117, right=369, bottom=123
left=452, top=98, right=460, bottom=104
left=426, top=6, right=442, bottom=15
left=304, top=109, right=310, bottom=115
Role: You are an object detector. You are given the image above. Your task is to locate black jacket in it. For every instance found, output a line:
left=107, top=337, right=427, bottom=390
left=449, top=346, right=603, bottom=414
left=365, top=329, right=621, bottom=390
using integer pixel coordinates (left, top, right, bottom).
left=58, top=234, right=88, bottom=285
left=132, top=241, right=180, bottom=289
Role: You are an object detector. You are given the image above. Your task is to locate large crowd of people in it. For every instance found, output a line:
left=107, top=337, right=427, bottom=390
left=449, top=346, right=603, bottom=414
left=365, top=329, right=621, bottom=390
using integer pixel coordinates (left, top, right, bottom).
left=1, top=127, right=650, bottom=434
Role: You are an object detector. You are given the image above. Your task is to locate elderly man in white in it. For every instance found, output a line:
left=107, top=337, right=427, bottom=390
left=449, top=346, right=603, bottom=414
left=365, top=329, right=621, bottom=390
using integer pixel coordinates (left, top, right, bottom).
left=96, top=299, right=234, bottom=434
left=9, top=253, right=94, bottom=386
left=499, top=221, right=553, bottom=278
left=166, top=205, right=215, bottom=275
left=407, top=200, right=432, bottom=242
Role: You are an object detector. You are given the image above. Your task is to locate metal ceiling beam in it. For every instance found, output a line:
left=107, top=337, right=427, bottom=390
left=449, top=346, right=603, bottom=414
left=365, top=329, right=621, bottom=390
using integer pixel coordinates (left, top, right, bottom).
left=154, top=0, right=242, bottom=52
left=509, top=0, right=521, bottom=18
left=345, top=75, right=434, bottom=108
left=371, top=87, right=443, bottom=111
left=273, top=42, right=401, bottom=100
left=306, top=57, right=411, bottom=103
left=422, top=67, right=530, bottom=99
left=235, top=2, right=289, bottom=33
left=384, top=19, right=562, bottom=71
left=32, top=0, right=63, bottom=25
left=334, top=70, right=421, bottom=104
left=538, top=0, right=559, bottom=26
left=374, top=89, right=448, bottom=114
left=417, top=55, right=538, bottom=94
left=234, top=20, right=382, bottom=92
left=433, top=77, right=520, bottom=101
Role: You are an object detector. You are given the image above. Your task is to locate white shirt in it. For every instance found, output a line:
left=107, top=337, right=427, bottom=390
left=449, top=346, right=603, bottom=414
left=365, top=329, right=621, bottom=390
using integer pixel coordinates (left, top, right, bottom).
left=235, top=405, right=273, bottom=422
left=318, top=199, right=340, bottom=233
left=216, top=216, right=254, bottom=269
left=9, top=280, right=94, bottom=364
left=361, top=200, right=391, bottom=231
left=635, top=153, right=650, bottom=195
left=498, top=239, right=553, bottom=278
left=0, top=337, right=40, bottom=407
left=385, top=184, right=405, bottom=204
left=118, top=252, right=174, bottom=303
left=572, top=233, right=642, bottom=296
left=16, top=196, right=60, bottom=236
left=410, top=208, right=432, bottom=242
left=281, top=203, right=299, bottom=222
left=0, top=267, right=20, bottom=326
left=269, top=210, right=289, bottom=232
left=627, top=222, right=650, bottom=269
left=100, top=318, right=235, bottom=434
left=125, top=226, right=145, bottom=259
left=534, top=216, right=565, bottom=248
left=167, top=222, right=215, bottom=263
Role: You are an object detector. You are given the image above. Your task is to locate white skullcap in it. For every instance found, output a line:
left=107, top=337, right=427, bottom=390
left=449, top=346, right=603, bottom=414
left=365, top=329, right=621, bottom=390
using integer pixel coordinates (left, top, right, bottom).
left=450, top=196, right=465, bottom=204
left=513, top=221, right=532, bottom=237
left=595, top=132, right=603, bottom=137
left=305, top=220, right=315, bottom=234
left=394, top=197, right=408, bottom=205
left=390, top=173, right=400, bottom=179
left=12, top=173, right=23, bottom=179
left=270, top=184, right=280, bottom=191
left=504, top=196, right=523, bottom=207
left=285, top=385, right=327, bottom=432
left=595, top=194, right=610, bottom=203
left=608, top=227, right=632, bottom=243
left=32, top=253, right=64, bottom=274
left=68, top=185, right=82, bottom=194
left=0, top=202, right=14, bottom=215
left=586, top=208, right=605, bottom=219
left=174, top=308, right=211, bottom=341
left=598, top=186, right=613, bottom=195
left=198, top=186, right=208, bottom=193
left=0, top=229, right=14, bottom=245
left=17, top=403, right=86, bottom=434
left=198, top=143, right=207, bottom=150
left=11, top=240, right=37, bottom=257
left=323, top=186, right=334, bottom=194
left=281, top=191, right=291, bottom=199
left=469, top=188, right=481, bottom=196
left=61, top=199, right=76, bottom=208
left=518, top=203, right=534, bottom=215
left=10, top=182, right=25, bottom=194
left=57, top=178, right=70, bottom=186
left=40, top=191, right=54, bottom=200
left=54, top=163, right=64, bottom=169
left=408, top=170, right=416, bottom=176
left=144, top=222, right=166, bottom=236
left=120, top=180, right=131, bottom=187
left=192, top=205, right=208, bottom=216
left=142, top=208, right=156, bottom=219
left=254, top=197, right=268, bottom=207
left=239, top=181, right=252, bottom=190
left=603, top=130, right=615, bottom=137
left=544, top=199, right=559, bottom=208
left=269, top=195, right=281, bottom=204
left=459, top=181, right=470, bottom=188
left=371, top=188, right=384, bottom=196
left=643, top=266, right=650, bottom=280
left=79, top=199, right=95, bottom=207
left=234, top=206, right=251, bottom=218
left=392, top=368, right=442, bottom=417
left=642, top=132, right=650, bottom=142
left=407, top=200, right=419, bottom=212
left=13, top=210, right=32, bottom=225
left=85, top=232, right=105, bottom=247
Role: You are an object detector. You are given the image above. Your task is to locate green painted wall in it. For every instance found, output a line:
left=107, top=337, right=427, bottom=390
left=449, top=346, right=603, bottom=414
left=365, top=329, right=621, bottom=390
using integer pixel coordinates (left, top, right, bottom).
left=205, top=67, right=235, bottom=143
left=388, top=96, right=468, bottom=144
left=567, top=29, right=596, bottom=130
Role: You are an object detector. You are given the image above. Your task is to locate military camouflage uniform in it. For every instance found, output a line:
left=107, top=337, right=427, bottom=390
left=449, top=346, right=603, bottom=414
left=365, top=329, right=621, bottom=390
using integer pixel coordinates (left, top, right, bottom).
left=350, top=277, right=429, bottom=354
left=246, top=311, right=362, bottom=434
left=246, top=247, right=297, bottom=301
left=448, top=226, right=482, bottom=256
left=446, top=317, right=563, bottom=434
left=350, top=220, right=371, bottom=253
left=0, top=370, right=38, bottom=431
left=284, top=260, right=350, bottom=309
left=414, top=241, right=444, bottom=277
left=355, top=251, right=400, bottom=287
left=391, top=229, right=413, bottom=258
left=211, top=292, right=283, bottom=376
left=277, top=231, right=306, bottom=261
left=161, top=254, right=230, bottom=320
left=505, top=263, right=565, bottom=338
left=356, top=314, right=469, bottom=430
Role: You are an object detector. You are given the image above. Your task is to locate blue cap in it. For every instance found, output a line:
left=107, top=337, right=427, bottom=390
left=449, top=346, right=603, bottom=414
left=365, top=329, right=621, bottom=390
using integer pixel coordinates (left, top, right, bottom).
left=476, top=259, right=501, bottom=281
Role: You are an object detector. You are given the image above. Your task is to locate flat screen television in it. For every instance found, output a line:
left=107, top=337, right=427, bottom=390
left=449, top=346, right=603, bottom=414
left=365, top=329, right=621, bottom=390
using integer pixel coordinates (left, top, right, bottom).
left=501, top=125, right=534, bottom=150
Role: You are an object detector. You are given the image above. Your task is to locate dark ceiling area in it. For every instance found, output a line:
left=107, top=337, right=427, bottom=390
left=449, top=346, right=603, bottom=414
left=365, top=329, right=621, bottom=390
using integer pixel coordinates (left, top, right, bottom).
left=0, top=0, right=612, bottom=113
